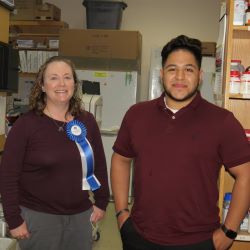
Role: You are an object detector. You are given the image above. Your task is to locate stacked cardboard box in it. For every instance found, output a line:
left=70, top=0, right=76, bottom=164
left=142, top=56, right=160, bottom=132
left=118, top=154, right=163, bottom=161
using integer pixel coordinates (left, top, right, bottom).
left=35, top=3, right=61, bottom=21
left=11, top=1, right=60, bottom=21
left=59, top=29, right=142, bottom=72
left=201, top=42, right=216, bottom=57
left=9, top=21, right=68, bottom=49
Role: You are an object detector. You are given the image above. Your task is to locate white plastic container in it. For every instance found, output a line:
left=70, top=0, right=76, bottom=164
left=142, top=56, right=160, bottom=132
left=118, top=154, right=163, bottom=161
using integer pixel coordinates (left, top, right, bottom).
left=230, top=59, right=245, bottom=75
left=233, top=0, right=247, bottom=25
left=240, top=71, right=250, bottom=94
left=240, top=212, right=249, bottom=231
left=230, top=71, right=241, bottom=94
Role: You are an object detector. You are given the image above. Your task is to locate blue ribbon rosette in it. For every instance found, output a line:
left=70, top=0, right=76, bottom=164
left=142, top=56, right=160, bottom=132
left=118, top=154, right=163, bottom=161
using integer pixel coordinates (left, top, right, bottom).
left=66, top=120, right=101, bottom=191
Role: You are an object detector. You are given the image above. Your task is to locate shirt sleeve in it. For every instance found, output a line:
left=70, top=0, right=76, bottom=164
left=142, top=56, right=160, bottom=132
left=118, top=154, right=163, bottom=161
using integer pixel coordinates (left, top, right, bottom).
left=113, top=108, right=136, bottom=158
left=0, top=115, right=29, bottom=229
left=219, top=112, right=250, bottom=168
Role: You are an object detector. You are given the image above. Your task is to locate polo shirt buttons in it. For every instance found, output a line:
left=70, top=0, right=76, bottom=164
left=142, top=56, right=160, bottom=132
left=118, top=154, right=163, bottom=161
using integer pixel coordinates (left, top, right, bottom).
left=172, top=116, right=176, bottom=119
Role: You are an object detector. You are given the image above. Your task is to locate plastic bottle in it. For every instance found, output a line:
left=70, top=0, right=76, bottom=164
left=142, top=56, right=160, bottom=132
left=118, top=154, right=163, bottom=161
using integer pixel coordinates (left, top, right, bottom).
left=240, top=212, right=249, bottom=231
left=230, top=59, right=245, bottom=75
left=230, top=71, right=241, bottom=94
left=222, top=192, right=232, bottom=223
left=234, top=0, right=247, bottom=25
left=245, top=3, right=250, bottom=25
left=240, top=71, right=250, bottom=94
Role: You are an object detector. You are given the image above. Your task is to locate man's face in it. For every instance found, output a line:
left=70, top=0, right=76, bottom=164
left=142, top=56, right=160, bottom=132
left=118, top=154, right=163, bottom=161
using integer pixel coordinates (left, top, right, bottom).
left=160, top=49, right=202, bottom=104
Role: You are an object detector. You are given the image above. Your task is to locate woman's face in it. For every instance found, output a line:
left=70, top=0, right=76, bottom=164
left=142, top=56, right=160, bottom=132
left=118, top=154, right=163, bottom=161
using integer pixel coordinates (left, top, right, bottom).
left=43, top=61, right=75, bottom=107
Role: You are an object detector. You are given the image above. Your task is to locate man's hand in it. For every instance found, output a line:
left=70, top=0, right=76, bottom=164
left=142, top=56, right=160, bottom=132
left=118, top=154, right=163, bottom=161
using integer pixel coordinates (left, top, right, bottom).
left=212, top=227, right=233, bottom=250
left=117, top=211, right=130, bottom=229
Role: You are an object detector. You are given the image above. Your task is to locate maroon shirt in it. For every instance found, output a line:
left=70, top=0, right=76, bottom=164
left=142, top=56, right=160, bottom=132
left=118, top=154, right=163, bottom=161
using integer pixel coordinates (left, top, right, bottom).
left=0, top=110, right=109, bottom=229
left=113, top=92, right=250, bottom=245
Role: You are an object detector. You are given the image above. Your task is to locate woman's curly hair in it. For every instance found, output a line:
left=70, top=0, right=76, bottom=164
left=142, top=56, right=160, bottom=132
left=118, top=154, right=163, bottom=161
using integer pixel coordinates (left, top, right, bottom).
left=29, top=56, right=83, bottom=117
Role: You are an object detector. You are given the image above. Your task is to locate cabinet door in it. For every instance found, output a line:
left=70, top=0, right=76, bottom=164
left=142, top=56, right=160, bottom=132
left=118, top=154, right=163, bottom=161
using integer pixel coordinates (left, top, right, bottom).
left=0, top=6, right=9, bottom=43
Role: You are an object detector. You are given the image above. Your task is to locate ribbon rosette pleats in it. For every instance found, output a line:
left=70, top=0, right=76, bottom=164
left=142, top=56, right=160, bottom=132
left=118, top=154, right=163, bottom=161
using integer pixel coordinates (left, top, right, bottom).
left=66, top=120, right=101, bottom=191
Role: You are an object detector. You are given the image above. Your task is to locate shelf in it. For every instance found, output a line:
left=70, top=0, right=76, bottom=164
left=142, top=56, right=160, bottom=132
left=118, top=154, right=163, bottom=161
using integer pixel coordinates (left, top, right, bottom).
left=9, top=20, right=68, bottom=41
left=236, top=231, right=250, bottom=242
left=229, top=94, right=250, bottom=99
left=19, top=73, right=37, bottom=77
left=11, top=33, right=60, bottom=37
left=10, top=20, right=68, bottom=27
left=233, top=25, right=250, bottom=31
left=15, top=47, right=58, bottom=51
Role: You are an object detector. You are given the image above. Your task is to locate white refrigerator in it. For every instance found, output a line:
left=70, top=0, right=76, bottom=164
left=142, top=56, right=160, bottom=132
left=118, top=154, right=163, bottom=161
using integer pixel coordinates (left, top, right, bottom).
left=76, top=70, right=139, bottom=201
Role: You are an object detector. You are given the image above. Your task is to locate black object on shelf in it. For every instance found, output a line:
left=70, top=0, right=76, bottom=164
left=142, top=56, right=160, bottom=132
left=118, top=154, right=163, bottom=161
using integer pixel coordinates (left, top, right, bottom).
left=0, top=41, right=19, bottom=93
left=82, top=0, right=127, bottom=29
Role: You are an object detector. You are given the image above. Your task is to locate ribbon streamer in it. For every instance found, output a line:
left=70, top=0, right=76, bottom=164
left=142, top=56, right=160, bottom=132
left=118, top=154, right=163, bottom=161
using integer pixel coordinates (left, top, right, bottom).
left=66, top=120, right=101, bottom=191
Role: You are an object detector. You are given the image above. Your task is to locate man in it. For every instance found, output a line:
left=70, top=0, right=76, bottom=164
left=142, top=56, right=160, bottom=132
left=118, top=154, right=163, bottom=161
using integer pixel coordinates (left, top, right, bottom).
left=111, top=35, right=250, bottom=250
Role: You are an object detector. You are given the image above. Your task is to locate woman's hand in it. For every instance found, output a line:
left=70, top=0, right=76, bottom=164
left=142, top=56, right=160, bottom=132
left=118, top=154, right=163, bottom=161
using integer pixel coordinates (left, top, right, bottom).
left=10, top=221, right=30, bottom=240
left=90, top=205, right=105, bottom=223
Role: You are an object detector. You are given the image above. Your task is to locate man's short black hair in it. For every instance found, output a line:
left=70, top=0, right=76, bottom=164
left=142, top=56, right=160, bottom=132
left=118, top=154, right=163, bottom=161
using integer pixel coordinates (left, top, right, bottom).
left=161, top=35, right=202, bottom=69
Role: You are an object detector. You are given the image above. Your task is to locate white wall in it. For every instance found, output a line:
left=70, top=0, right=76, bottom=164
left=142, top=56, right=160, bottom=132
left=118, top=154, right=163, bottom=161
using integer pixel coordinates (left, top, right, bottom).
left=46, top=0, right=221, bottom=101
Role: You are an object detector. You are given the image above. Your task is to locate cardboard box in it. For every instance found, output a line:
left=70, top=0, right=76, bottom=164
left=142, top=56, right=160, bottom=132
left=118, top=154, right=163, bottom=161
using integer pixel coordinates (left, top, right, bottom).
left=59, top=29, right=142, bottom=71
left=10, top=1, right=60, bottom=21
left=201, top=42, right=216, bottom=57
left=10, top=8, right=35, bottom=20
left=35, top=3, right=61, bottom=21
left=11, top=0, right=42, bottom=20
left=48, top=39, right=59, bottom=49
left=14, top=0, right=42, bottom=9
left=9, top=21, right=69, bottom=36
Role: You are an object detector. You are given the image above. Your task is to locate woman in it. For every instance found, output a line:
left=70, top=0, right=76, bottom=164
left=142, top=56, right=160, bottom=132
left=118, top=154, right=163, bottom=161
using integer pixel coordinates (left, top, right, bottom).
left=0, top=56, right=109, bottom=250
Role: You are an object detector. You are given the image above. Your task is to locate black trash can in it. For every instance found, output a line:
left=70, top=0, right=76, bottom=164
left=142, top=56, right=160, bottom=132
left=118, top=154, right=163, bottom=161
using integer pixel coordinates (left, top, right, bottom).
left=83, top=0, right=127, bottom=29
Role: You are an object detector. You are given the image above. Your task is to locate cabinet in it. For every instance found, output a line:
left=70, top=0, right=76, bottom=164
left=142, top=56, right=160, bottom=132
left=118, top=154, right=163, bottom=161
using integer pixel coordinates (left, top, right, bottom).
left=218, top=0, right=250, bottom=249
left=7, top=20, right=68, bottom=108
left=9, top=20, right=68, bottom=74
left=0, top=5, right=10, bottom=151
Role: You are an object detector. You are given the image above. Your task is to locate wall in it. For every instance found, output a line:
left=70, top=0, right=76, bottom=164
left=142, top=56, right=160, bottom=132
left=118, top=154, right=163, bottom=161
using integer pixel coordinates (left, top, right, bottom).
left=46, top=0, right=221, bottom=101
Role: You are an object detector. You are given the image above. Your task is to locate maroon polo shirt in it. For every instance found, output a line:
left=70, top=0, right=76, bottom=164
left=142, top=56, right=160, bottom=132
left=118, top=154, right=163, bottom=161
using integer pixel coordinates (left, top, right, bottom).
left=113, top=92, right=250, bottom=245
left=0, top=110, right=109, bottom=229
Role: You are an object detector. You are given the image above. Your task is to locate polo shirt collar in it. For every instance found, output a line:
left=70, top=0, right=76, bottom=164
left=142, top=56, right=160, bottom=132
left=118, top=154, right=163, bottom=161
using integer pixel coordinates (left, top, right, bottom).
left=157, top=91, right=203, bottom=111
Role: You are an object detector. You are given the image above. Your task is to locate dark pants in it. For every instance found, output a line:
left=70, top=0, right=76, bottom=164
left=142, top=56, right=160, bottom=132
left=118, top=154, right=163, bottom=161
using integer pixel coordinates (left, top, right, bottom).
left=120, top=218, right=215, bottom=250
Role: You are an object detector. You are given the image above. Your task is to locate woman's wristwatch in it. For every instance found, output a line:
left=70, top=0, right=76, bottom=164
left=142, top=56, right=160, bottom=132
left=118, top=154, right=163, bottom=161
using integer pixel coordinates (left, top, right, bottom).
left=221, top=224, right=237, bottom=239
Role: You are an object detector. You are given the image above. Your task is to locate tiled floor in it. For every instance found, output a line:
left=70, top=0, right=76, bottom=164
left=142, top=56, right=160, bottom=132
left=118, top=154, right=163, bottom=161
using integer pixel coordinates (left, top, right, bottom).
left=93, top=202, right=122, bottom=250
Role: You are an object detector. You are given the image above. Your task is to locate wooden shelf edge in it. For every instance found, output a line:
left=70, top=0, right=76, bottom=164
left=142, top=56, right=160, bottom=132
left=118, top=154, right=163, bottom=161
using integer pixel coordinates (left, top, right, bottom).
left=10, top=20, right=68, bottom=27
left=236, top=231, right=250, bottom=242
left=229, top=94, right=250, bottom=100
left=233, top=25, right=250, bottom=31
left=19, top=73, right=37, bottom=77
left=10, top=33, right=60, bottom=37
left=14, top=47, right=58, bottom=51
